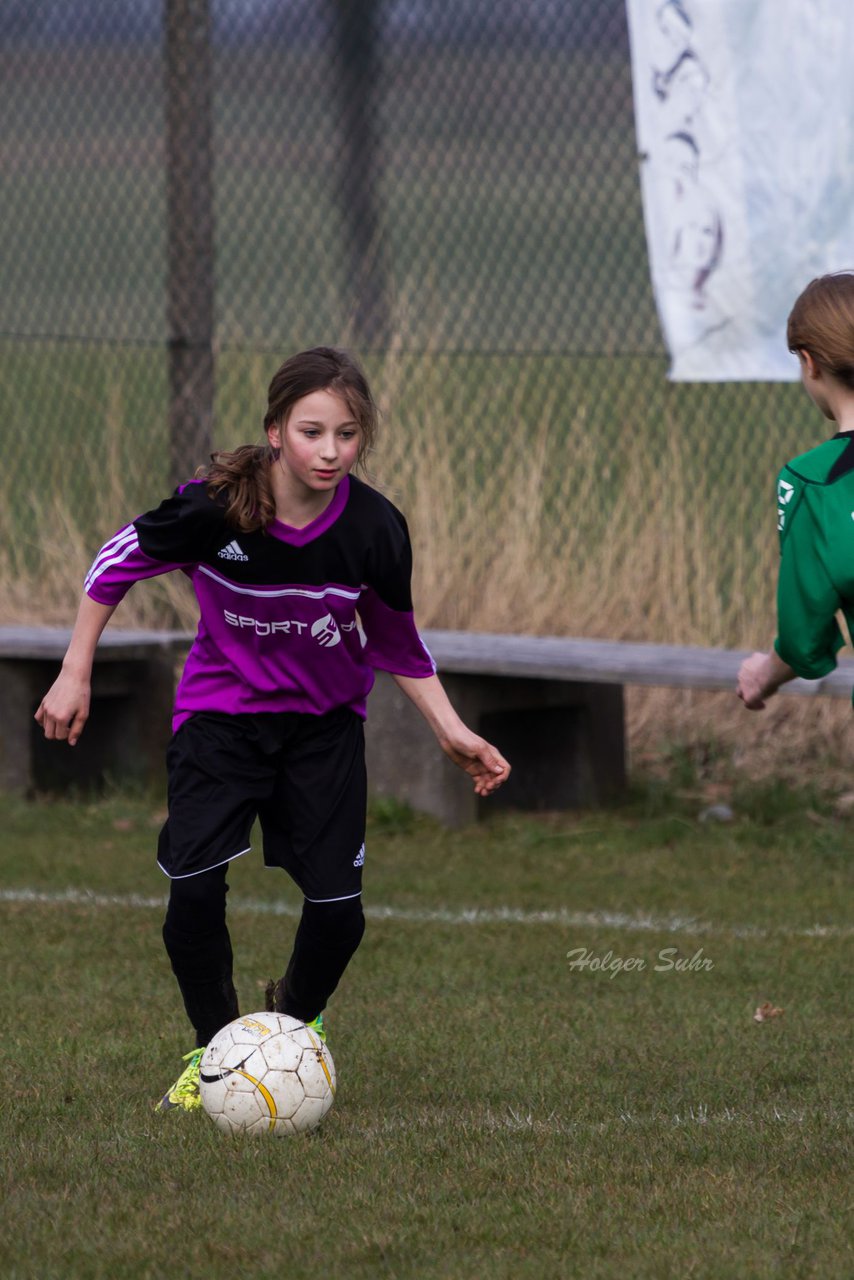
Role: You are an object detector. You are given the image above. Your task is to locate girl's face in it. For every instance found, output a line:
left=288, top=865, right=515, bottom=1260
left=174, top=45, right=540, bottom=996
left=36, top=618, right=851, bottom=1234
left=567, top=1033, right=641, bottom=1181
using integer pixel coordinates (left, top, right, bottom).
left=267, top=388, right=361, bottom=493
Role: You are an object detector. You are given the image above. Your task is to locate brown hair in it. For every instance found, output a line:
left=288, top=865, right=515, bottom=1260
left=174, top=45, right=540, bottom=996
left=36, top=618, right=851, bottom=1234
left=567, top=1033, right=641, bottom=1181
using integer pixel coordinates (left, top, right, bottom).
left=204, top=347, right=378, bottom=533
left=787, top=272, right=854, bottom=389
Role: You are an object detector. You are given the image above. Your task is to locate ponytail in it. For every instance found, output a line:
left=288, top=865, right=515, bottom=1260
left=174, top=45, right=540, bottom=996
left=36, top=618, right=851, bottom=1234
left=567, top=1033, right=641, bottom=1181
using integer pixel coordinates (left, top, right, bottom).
left=201, top=445, right=276, bottom=534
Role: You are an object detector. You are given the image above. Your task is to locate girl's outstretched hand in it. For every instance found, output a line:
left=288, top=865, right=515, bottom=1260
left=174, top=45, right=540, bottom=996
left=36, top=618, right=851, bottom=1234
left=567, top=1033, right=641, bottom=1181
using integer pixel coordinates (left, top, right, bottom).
left=737, top=648, right=795, bottom=711
left=736, top=651, right=770, bottom=710
left=35, top=670, right=92, bottom=746
left=439, top=729, right=511, bottom=796
left=390, top=673, right=511, bottom=795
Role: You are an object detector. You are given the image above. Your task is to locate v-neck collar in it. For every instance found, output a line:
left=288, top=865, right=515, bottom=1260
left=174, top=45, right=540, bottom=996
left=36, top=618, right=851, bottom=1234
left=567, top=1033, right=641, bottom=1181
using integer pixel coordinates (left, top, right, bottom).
left=267, top=475, right=351, bottom=546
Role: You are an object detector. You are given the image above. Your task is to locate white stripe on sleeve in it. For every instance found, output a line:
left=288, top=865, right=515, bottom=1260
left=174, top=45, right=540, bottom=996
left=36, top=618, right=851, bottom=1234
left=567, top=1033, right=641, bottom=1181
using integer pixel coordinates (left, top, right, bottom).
left=84, top=525, right=138, bottom=590
left=84, top=531, right=142, bottom=592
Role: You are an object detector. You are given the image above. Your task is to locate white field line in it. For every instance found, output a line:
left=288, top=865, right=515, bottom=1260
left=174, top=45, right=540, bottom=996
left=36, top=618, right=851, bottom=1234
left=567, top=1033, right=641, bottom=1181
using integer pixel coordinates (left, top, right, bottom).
left=0, top=886, right=850, bottom=940
left=360, top=1103, right=853, bottom=1138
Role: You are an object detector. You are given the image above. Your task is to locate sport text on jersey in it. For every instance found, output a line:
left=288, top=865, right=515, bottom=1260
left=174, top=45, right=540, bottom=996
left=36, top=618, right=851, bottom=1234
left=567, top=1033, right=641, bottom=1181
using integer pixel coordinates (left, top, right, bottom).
left=223, top=609, right=359, bottom=647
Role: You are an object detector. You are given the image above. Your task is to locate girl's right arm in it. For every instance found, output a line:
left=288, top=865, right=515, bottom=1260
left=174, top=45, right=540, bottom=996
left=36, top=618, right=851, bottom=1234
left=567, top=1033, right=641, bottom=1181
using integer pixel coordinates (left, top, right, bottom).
left=35, top=595, right=118, bottom=745
left=36, top=482, right=220, bottom=746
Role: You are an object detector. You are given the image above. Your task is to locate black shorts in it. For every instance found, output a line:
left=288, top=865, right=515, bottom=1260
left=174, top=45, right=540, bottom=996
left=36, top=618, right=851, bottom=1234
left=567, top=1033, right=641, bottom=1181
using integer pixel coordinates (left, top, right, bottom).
left=157, top=708, right=367, bottom=902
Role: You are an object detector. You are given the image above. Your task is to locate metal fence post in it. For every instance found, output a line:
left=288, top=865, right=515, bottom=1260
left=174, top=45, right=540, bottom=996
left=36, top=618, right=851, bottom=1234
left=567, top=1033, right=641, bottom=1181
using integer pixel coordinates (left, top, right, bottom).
left=164, top=0, right=215, bottom=489
left=330, top=0, right=390, bottom=347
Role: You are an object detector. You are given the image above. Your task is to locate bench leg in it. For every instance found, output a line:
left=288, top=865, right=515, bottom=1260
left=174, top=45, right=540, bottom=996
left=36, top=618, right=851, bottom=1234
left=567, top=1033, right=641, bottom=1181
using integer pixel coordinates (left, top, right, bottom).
left=364, top=672, right=627, bottom=827
left=0, top=663, right=40, bottom=792
left=0, top=655, right=176, bottom=795
left=365, top=671, right=477, bottom=826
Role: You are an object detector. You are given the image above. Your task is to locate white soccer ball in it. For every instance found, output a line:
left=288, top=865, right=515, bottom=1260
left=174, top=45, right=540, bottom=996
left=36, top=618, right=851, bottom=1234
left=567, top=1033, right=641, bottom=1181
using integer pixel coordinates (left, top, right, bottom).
left=199, top=1011, right=336, bottom=1136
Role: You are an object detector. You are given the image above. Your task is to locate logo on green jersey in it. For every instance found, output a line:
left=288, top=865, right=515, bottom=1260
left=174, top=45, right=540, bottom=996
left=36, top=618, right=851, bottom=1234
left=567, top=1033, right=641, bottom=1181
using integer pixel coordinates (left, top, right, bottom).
left=777, top=478, right=795, bottom=531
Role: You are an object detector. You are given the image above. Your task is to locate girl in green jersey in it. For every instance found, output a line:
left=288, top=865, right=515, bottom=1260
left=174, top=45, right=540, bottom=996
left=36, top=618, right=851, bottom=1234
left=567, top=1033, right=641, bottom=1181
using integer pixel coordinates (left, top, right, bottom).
left=738, top=273, right=854, bottom=709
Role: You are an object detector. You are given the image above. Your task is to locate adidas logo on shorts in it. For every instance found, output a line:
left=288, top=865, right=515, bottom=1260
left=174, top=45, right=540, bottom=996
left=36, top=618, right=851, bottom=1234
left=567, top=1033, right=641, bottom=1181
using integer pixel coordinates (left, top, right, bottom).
left=353, top=843, right=365, bottom=868
left=218, top=539, right=249, bottom=562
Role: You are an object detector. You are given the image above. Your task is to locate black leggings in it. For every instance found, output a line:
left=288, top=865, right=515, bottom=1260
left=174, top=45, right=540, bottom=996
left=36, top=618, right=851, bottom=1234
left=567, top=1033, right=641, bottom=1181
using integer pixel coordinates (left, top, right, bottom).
left=162, top=865, right=365, bottom=1045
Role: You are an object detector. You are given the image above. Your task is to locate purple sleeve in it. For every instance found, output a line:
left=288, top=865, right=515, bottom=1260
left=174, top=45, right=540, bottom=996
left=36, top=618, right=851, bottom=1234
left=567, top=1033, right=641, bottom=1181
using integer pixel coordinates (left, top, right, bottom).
left=359, top=499, right=435, bottom=678
left=358, top=588, right=436, bottom=679
left=84, top=483, right=220, bottom=604
left=84, top=523, right=190, bottom=605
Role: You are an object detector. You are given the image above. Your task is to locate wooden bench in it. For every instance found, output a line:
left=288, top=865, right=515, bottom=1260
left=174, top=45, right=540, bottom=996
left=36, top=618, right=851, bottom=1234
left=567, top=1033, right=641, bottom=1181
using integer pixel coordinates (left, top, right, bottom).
left=0, top=627, right=192, bottom=794
left=364, top=630, right=854, bottom=826
left=4, top=626, right=854, bottom=821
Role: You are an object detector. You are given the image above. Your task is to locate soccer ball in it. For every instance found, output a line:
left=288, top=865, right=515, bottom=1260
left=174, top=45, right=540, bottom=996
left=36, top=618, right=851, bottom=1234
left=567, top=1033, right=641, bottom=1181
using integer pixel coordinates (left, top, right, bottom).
left=199, top=1012, right=336, bottom=1136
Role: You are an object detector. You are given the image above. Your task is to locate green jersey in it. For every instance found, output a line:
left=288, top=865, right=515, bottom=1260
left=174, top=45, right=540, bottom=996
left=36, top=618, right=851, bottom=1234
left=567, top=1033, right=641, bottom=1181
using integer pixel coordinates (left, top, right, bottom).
left=774, top=433, right=854, bottom=679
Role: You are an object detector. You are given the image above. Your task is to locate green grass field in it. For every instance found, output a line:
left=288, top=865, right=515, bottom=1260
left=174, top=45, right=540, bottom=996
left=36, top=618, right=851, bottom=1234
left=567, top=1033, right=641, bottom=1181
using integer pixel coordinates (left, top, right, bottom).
left=1, top=782, right=850, bottom=1278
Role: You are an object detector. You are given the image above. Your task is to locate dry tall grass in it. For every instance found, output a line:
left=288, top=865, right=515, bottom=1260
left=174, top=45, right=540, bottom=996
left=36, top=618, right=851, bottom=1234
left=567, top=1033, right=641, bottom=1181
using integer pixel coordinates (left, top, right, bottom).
left=369, top=357, right=854, bottom=787
left=3, top=351, right=853, bottom=787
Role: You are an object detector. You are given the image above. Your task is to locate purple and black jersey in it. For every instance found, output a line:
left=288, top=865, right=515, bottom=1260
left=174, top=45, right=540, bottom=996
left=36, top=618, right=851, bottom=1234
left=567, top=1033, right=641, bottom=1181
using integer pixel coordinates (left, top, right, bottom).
left=85, top=474, right=435, bottom=729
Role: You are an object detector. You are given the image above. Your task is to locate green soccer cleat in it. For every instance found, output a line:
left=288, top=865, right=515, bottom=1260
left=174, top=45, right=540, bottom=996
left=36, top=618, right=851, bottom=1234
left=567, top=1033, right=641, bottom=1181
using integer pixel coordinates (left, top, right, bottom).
left=156, top=1047, right=205, bottom=1113
left=305, top=1013, right=326, bottom=1044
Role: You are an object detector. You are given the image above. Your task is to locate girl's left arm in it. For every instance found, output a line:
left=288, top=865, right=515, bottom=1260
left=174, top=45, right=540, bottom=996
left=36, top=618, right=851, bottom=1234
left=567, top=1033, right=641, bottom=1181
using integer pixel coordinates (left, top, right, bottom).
left=391, top=673, right=510, bottom=796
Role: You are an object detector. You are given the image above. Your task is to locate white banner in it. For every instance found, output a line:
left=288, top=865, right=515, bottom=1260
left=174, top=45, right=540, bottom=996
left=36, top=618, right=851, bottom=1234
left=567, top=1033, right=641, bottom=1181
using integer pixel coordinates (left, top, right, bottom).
left=626, top=0, right=854, bottom=380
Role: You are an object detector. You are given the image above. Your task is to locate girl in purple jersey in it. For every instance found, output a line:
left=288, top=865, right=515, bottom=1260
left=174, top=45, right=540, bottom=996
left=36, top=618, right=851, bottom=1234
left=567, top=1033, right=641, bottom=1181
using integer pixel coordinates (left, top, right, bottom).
left=36, top=347, right=510, bottom=1112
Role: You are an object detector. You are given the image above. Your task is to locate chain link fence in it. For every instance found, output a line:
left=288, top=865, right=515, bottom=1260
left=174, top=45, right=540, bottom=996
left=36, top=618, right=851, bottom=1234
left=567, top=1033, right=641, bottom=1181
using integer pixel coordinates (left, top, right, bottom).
left=0, top=0, right=818, bottom=645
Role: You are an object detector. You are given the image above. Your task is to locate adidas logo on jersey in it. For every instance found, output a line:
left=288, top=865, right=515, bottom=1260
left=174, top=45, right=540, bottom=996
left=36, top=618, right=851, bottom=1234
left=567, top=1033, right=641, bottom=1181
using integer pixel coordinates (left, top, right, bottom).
left=353, top=843, right=365, bottom=868
left=218, top=540, right=249, bottom=562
